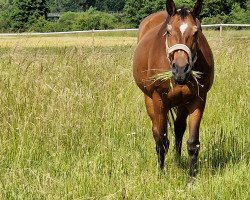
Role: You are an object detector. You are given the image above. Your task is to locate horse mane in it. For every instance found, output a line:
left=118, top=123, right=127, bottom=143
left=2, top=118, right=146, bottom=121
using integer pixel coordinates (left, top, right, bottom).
left=177, top=7, right=190, bottom=19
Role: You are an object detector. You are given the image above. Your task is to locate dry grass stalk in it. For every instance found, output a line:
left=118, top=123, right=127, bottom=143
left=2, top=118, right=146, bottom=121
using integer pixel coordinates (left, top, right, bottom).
left=150, top=70, right=203, bottom=90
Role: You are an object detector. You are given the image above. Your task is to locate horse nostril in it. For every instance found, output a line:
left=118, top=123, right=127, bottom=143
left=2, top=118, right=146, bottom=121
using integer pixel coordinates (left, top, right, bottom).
left=184, top=64, right=190, bottom=73
left=172, top=63, right=176, bottom=70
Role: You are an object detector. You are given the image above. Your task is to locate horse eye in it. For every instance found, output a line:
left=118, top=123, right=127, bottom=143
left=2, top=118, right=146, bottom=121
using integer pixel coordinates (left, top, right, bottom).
left=166, top=30, right=172, bottom=36
left=193, top=27, right=198, bottom=36
left=166, top=24, right=172, bottom=36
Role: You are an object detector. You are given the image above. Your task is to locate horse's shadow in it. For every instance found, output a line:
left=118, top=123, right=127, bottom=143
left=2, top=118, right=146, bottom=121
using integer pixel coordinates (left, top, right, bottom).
left=171, top=131, right=248, bottom=174
left=200, top=131, right=247, bottom=173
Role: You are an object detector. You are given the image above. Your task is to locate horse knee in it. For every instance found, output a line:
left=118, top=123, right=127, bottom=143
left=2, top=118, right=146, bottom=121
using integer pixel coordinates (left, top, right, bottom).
left=152, top=126, right=159, bottom=140
left=187, top=140, right=200, bottom=157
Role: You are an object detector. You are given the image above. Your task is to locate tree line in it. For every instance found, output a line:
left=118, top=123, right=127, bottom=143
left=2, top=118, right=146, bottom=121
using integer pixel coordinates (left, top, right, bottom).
left=0, top=0, right=249, bottom=32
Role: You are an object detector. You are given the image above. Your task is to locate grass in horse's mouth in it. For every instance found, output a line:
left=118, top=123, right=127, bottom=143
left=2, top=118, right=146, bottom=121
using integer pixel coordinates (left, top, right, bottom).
left=149, top=70, right=203, bottom=91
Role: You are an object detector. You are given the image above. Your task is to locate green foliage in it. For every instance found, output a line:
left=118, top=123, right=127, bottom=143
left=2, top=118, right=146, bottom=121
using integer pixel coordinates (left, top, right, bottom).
left=34, top=8, right=119, bottom=32
left=124, top=0, right=143, bottom=27
left=202, top=2, right=248, bottom=24
left=73, top=8, right=118, bottom=30
left=124, top=0, right=249, bottom=27
left=200, top=0, right=248, bottom=21
left=0, top=1, right=12, bottom=32
left=47, top=0, right=93, bottom=12
left=229, top=3, right=248, bottom=24
left=10, top=0, right=49, bottom=31
left=0, top=0, right=249, bottom=32
left=95, top=0, right=125, bottom=12
left=174, top=0, right=194, bottom=9
left=202, top=15, right=228, bottom=25
left=124, top=0, right=165, bottom=27
left=57, top=12, right=79, bottom=31
left=247, top=0, right=250, bottom=23
left=14, top=8, right=121, bottom=32
left=47, top=0, right=125, bottom=12
left=28, top=17, right=60, bottom=32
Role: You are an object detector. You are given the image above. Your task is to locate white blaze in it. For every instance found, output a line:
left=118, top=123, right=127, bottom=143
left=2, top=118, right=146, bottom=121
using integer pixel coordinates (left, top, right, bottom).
left=180, top=23, right=188, bottom=35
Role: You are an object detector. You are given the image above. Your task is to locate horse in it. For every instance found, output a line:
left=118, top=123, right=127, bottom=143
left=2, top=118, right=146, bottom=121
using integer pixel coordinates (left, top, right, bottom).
left=133, top=0, right=214, bottom=181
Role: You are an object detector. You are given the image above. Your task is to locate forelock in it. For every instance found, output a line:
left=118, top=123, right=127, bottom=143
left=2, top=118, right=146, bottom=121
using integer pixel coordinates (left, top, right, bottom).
left=177, top=8, right=190, bottom=19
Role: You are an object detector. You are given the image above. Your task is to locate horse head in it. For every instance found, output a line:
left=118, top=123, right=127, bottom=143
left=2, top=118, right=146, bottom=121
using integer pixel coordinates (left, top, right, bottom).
left=165, top=0, right=202, bottom=84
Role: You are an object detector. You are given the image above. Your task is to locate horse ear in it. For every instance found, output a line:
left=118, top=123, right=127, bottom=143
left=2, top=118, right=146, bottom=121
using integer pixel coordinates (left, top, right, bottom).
left=192, top=0, right=203, bottom=18
left=166, top=0, right=176, bottom=16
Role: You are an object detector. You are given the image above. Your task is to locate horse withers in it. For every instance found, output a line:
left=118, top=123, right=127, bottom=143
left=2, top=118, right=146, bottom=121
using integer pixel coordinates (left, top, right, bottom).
left=133, top=0, right=214, bottom=181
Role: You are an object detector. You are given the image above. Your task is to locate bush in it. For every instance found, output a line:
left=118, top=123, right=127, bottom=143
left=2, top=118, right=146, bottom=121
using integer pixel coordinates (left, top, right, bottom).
left=10, top=0, right=49, bottom=32
left=202, top=15, right=229, bottom=25
left=57, top=12, right=79, bottom=31
left=0, top=3, right=12, bottom=32
left=60, top=8, right=118, bottom=31
left=76, top=8, right=117, bottom=30
left=28, top=17, right=60, bottom=32
left=201, top=2, right=248, bottom=25
left=4, top=8, right=120, bottom=33
left=228, top=3, right=248, bottom=24
left=124, top=0, right=166, bottom=28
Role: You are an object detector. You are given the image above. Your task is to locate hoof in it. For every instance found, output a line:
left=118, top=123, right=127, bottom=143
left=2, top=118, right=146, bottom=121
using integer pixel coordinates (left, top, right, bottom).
left=187, top=176, right=196, bottom=187
left=173, top=156, right=182, bottom=167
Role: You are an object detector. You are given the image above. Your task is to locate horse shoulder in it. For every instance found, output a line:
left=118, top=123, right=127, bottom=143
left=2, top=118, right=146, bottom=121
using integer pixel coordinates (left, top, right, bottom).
left=134, top=23, right=169, bottom=97
left=197, top=32, right=215, bottom=91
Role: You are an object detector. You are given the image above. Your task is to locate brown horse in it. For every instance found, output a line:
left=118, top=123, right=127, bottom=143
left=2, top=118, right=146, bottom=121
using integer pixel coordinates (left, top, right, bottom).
left=133, top=0, right=214, bottom=180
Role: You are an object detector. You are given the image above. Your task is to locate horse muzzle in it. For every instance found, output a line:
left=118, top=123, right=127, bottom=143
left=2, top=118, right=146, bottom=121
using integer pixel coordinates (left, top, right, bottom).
left=167, top=44, right=197, bottom=85
left=171, top=61, right=191, bottom=85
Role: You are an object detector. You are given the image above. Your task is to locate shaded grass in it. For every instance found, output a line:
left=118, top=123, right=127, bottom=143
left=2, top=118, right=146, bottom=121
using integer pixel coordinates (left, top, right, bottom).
left=0, top=33, right=249, bottom=199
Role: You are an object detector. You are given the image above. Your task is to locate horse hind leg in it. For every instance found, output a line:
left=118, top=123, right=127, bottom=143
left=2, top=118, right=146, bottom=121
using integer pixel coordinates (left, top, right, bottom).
left=174, top=106, right=188, bottom=165
left=145, top=94, right=169, bottom=170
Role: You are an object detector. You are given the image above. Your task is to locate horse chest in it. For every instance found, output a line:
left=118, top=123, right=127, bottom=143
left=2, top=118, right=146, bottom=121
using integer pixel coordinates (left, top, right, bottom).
left=158, top=84, right=195, bottom=107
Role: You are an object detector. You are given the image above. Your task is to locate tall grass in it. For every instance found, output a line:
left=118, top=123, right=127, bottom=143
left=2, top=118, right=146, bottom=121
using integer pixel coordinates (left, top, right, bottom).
left=0, top=31, right=249, bottom=199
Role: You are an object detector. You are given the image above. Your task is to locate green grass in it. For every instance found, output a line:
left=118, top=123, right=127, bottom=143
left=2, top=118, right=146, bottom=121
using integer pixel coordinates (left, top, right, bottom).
left=0, top=31, right=249, bottom=199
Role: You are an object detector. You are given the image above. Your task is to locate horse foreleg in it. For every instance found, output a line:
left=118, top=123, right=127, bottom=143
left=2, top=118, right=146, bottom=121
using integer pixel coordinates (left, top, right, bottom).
left=186, top=97, right=206, bottom=181
left=174, top=106, right=188, bottom=164
left=145, top=92, right=169, bottom=170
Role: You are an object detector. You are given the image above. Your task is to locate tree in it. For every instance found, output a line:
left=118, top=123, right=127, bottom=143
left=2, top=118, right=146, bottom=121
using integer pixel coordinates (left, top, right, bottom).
left=47, top=0, right=125, bottom=12
left=124, top=0, right=165, bottom=27
left=229, top=3, right=248, bottom=24
left=47, top=0, right=96, bottom=12
left=73, top=8, right=118, bottom=30
left=0, top=0, right=12, bottom=31
left=10, top=0, right=49, bottom=31
left=95, top=0, right=125, bottom=12
left=247, top=0, right=250, bottom=23
left=174, top=0, right=194, bottom=9
left=124, top=0, right=249, bottom=27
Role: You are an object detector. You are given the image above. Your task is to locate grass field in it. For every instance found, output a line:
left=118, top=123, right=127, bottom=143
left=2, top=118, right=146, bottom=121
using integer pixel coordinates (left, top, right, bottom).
left=0, top=30, right=249, bottom=199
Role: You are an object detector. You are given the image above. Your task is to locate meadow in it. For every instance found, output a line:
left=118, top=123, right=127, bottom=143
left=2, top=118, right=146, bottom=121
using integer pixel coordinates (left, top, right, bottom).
left=0, top=30, right=249, bottom=199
